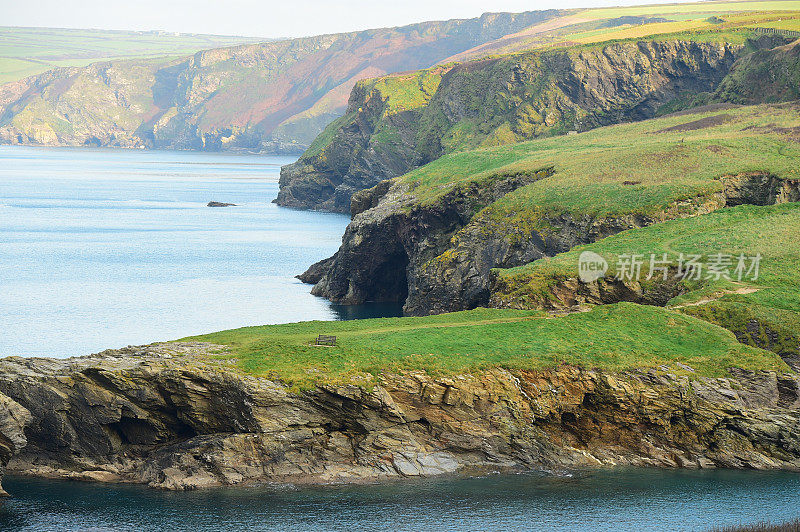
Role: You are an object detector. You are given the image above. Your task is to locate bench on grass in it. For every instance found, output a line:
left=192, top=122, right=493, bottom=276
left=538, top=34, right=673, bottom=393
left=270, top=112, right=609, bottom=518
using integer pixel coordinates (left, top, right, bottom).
left=315, top=334, right=337, bottom=346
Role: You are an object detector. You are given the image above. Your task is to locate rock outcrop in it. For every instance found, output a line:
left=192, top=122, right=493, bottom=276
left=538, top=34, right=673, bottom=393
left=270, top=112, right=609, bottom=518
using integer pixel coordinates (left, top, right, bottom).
left=0, top=392, right=31, bottom=497
left=713, top=38, right=800, bottom=104
left=277, top=39, right=741, bottom=212
left=0, top=343, right=798, bottom=490
left=301, top=165, right=737, bottom=315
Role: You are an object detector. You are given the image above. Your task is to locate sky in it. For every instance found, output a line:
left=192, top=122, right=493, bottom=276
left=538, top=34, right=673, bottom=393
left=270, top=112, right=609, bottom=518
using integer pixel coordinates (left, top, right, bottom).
left=0, top=0, right=699, bottom=38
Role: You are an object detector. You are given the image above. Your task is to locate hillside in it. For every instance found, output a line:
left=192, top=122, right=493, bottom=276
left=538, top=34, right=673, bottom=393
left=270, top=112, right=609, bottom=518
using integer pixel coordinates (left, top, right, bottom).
left=4, top=2, right=800, bottom=496
left=0, top=11, right=562, bottom=153
left=492, top=203, right=800, bottom=370
left=0, top=26, right=261, bottom=84
left=300, top=102, right=800, bottom=317
left=3, top=2, right=799, bottom=156
left=278, top=5, right=800, bottom=211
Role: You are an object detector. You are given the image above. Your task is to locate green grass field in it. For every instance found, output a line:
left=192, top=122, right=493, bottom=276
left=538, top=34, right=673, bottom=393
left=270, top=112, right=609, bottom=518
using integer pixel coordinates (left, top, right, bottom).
left=0, top=27, right=261, bottom=84
left=577, top=1, right=800, bottom=19
left=159, top=3, right=800, bottom=385
left=186, top=303, right=785, bottom=388
left=446, top=2, right=800, bottom=60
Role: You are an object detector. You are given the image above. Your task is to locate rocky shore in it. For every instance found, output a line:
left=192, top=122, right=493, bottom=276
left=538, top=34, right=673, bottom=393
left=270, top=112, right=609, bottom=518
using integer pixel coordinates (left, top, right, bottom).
left=0, top=343, right=799, bottom=492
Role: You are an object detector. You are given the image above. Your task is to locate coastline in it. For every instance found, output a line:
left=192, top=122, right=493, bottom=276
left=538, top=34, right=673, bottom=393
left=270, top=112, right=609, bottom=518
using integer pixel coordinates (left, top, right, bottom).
left=2, top=342, right=799, bottom=492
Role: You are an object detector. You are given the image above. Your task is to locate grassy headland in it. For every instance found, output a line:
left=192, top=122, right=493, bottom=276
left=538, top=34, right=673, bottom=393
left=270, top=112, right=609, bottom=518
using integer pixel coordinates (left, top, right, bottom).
left=186, top=304, right=785, bottom=388
left=235, top=103, right=800, bottom=386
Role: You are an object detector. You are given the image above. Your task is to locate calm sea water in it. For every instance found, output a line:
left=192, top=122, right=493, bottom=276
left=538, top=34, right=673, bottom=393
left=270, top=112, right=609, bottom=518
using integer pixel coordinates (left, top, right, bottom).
left=2, top=469, right=799, bottom=531
left=0, top=146, right=400, bottom=358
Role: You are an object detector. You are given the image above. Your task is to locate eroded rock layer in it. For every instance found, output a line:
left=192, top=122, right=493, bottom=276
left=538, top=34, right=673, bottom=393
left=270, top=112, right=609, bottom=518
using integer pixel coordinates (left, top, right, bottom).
left=0, top=344, right=798, bottom=490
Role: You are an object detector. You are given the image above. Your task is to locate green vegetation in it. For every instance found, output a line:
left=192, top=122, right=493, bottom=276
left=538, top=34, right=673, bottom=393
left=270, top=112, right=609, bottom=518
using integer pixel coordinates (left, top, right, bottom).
left=186, top=304, right=785, bottom=387
left=494, top=202, right=800, bottom=357
left=0, top=27, right=260, bottom=84
left=0, top=11, right=575, bottom=151
left=364, top=67, right=448, bottom=115
left=448, top=2, right=800, bottom=61
left=210, top=106, right=800, bottom=386
left=577, top=1, right=800, bottom=20
left=400, top=103, right=800, bottom=209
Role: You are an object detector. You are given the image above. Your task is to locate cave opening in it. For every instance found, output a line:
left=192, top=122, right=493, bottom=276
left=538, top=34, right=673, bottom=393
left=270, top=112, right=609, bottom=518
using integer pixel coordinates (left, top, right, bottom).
left=368, top=247, right=410, bottom=305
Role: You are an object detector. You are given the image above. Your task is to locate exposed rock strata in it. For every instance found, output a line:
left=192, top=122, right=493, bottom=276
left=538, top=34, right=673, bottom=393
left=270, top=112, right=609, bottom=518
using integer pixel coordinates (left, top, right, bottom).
left=0, top=392, right=31, bottom=497
left=0, top=344, right=799, bottom=490
left=303, top=169, right=800, bottom=316
left=306, top=169, right=560, bottom=312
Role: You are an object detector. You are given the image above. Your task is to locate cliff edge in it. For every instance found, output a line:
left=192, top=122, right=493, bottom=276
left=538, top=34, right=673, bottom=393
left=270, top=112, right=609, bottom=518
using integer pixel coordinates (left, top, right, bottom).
left=0, top=343, right=798, bottom=490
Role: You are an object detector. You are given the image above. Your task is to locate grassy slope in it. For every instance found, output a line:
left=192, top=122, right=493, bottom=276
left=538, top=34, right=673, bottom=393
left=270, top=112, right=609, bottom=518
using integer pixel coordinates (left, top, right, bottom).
left=400, top=103, right=800, bottom=211
left=193, top=5, right=800, bottom=383
left=0, top=27, right=260, bottom=84
left=443, top=3, right=800, bottom=63
left=188, top=104, right=800, bottom=385
left=298, top=7, right=800, bottom=194
left=187, top=305, right=784, bottom=388
left=494, top=203, right=800, bottom=356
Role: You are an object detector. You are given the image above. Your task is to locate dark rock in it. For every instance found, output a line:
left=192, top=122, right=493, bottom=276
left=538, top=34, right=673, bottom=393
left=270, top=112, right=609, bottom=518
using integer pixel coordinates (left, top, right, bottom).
left=305, top=169, right=555, bottom=312
left=207, top=201, right=236, bottom=207
left=1, top=345, right=799, bottom=490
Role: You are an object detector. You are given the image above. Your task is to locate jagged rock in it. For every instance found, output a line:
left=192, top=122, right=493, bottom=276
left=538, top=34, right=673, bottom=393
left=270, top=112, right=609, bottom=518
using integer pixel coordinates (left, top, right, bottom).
left=207, top=201, right=236, bottom=207
left=0, top=344, right=799, bottom=490
left=0, top=392, right=31, bottom=497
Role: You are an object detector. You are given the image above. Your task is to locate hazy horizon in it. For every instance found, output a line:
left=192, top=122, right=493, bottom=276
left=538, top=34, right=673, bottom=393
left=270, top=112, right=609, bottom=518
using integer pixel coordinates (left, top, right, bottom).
left=2, top=0, right=707, bottom=38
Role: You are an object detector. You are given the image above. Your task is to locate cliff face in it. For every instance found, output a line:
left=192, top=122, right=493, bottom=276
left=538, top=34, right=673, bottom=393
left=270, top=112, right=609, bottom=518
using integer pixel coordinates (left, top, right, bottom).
left=301, top=169, right=726, bottom=315
left=0, top=343, right=798, bottom=490
left=714, top=39, right=800, bottom=104
left=277, top=40, right=740, bottom=211
left=0, top=392, right=31, bottom=497
left=0, top=11, right=561, bottom=154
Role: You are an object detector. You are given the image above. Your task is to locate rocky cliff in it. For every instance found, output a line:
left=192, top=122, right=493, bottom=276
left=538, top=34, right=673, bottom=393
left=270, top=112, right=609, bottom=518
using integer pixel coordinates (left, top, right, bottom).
left=0, top=392, right=31, bottom=496
left=0, top=343, right=798, bottom=491
left=714, top=38, right=800, bottom=104
left=300, top=169, right=716, bottom=315
left=299, top=97, right=800, bottom=316
left=277, top=39, right=741, bottom=211
left=0, top=11, right=561, bottom=153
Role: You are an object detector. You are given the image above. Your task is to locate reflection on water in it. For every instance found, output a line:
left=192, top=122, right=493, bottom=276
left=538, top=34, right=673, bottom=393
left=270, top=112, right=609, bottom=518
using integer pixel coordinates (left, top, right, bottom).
left=1, top=468, right=799, bottom=531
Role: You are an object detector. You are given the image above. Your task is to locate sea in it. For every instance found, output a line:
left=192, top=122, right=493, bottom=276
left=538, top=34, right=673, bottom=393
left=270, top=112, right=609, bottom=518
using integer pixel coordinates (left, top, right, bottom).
left=0, top=145, right=399, bottom=358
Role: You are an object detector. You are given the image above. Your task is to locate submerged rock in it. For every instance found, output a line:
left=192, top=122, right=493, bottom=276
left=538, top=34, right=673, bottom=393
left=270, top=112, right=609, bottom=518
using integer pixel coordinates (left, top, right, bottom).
left=0, top=343, right=798, bottom=490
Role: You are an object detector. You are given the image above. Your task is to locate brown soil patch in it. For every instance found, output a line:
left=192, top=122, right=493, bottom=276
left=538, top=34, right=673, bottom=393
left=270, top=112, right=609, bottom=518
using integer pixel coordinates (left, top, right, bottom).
left=706, top=144, right=728, bottom=154
left=661, top=103, right=741, bottom=118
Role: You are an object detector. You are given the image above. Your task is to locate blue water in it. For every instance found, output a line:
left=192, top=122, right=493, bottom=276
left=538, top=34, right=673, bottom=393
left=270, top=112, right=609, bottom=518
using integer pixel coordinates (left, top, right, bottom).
left=2, top=468, right=799, bottom=531
left=0, top=146, right=399, bottom=358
